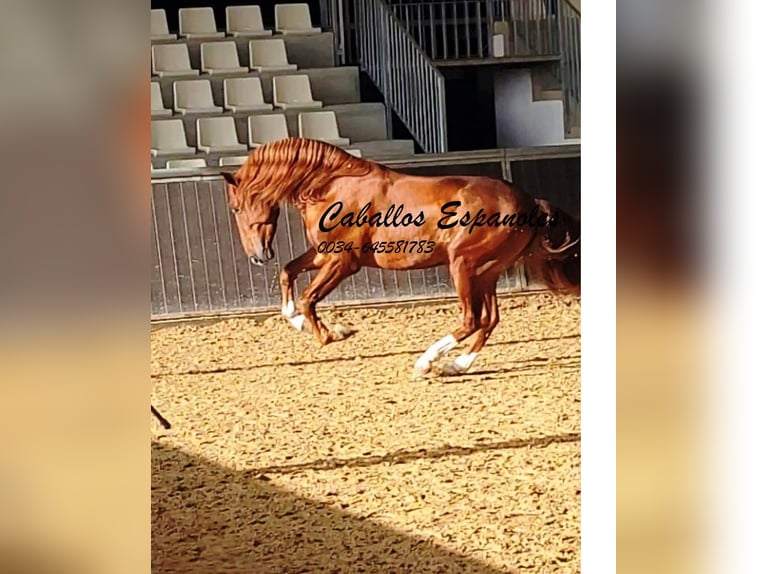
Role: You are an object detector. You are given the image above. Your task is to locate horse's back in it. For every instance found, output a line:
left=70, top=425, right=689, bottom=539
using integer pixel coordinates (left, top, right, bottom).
left=389, top=172, right=522, bottom=200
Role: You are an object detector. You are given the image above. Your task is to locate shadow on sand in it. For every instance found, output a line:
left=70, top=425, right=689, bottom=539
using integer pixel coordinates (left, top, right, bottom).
left=152, top=441, right=513, bottom=573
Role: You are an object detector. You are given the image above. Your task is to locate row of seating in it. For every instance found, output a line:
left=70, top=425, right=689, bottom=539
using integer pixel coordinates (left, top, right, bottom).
left=152, top=75, right=321, bottom=116
left=156, top=145, right=363, bottom=171
left=152, top=5, right=319, bottom=40
left=152, top=39, right=296, bottom=78
left=150, top=6, right=414, bottom=168
left=151, top=111, right=353, bottom=157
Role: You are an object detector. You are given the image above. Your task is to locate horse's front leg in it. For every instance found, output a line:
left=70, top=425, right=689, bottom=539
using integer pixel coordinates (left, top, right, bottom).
left=296, top=256, right=360, bottom=345
left=279, top=248, right=320, bottom=332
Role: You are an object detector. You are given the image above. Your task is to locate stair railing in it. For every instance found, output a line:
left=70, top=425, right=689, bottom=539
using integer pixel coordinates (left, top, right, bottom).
left=557, top=0, right=580, bottom=135
left=355, top=0, right=448, bottom=153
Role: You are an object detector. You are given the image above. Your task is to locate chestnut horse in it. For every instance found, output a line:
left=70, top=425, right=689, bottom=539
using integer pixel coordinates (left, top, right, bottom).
left=222, top=138, right=579, bottom=377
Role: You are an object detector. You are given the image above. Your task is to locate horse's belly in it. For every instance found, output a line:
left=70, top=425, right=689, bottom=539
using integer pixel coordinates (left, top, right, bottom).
left=362, top=249, right=448, bottom=270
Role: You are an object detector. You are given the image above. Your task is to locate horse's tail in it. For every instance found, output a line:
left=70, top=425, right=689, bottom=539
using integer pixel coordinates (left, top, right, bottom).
left=521, top=199, right=580, bottom=294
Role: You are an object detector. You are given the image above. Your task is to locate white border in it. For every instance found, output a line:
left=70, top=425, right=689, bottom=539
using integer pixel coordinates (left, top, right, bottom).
left=581, top=0, right=616, bottom=572
left=712, top=0, right=766, bottom=572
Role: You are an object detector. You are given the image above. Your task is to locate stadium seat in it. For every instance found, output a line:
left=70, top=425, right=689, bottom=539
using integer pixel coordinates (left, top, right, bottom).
left=178, top=7, right=225, bottom=38
left=274, top=4, right=321, bottom=35
left=200, top=41, right=247, bottom=75
left=151, top=82, right=172, bottom=117
left=152, top=44, right=199, bottom=78
left=165, top=158, right=208, bottom=169
left=223, top=77, right=273, bottom=113
left=173, top=79, right=223, bottom=115
left=197, top=117, right=248, bottom=154
left=218, top=155, right=250, bottom=167
left=272, top=75, right=322, bottom=110
left=492, top=22, right=511, bottom=58
left=247, top=114, right=289, bottom=147
left=151, top=119, right=196, bottom=156
left=226, top=5, right=272, bottom=37
left=248, top=39, right=297, bottom=72
left=298, top=111, right=350, bottom=147
left=151, top=9, right=176, bottom=41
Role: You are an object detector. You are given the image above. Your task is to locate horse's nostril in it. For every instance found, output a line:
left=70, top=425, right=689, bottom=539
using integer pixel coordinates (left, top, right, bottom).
left=249, top=255, right=263, bottom=266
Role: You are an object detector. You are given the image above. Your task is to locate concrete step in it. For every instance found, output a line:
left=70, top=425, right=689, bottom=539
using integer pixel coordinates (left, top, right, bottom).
left=354, top=139, right=415, bottom=159
left=151, top=135, right=417, bottom=169
left=535, top=89, right=563, bottom=101
left=530, top=63, right=562, bottom=101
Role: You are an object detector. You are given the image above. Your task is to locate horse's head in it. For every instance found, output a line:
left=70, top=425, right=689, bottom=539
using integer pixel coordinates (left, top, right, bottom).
left=222, top=171, right=280, bottom=266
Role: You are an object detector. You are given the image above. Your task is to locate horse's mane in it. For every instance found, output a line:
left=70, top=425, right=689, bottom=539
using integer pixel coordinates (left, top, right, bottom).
left=233, top=138, right=375, bottom=209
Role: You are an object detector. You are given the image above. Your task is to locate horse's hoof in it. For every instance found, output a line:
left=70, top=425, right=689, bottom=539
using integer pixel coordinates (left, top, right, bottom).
left=411, top=362, right=431, bottom=379
left=332, top=323, right=355, bottom=340
left=439, top=361, right=468, bottom=377
left=284, top=313, right=306, bottom=332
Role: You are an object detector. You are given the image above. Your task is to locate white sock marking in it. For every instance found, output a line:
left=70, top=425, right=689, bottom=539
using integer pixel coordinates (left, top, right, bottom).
left=453, top=352, right=478, bottom=371
left=287, top=314, right=305, bottom=331
left=282, top=301, right=295, bottom=317
left=414, top=334, right=457, bottom=370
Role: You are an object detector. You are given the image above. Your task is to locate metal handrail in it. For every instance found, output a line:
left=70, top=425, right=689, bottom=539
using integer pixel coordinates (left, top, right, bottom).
left=558, top=0, right=580, bottom=135
left=385, top=0, right=561, bottom=60
left=356, top=0, right=448, bottom=153
left=321, top=0, right=579, bottom=139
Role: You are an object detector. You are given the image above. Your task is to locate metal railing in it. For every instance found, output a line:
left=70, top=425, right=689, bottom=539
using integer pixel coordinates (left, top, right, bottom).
left=320, top=0, right=579, bottom=146
left=386, top=0, right=560, bottom=61
left=150, top=146, right=580, bottom=320
left=355, top=0, right=448, bottom=153
left=556, top=0, right=580, bottom=135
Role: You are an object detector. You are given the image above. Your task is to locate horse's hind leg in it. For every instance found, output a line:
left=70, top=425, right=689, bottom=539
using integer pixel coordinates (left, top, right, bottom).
left=413, top=257, right=483, bottom=377
left=441, top=284, right=499, bottom=376
left=296, top=257, right=360, bottom=345
left=279, top=248, right=320, bottom=332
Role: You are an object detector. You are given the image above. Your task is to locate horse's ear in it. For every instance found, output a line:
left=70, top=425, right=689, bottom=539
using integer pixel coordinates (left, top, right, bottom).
left=221, top=171, right=239, bottom=187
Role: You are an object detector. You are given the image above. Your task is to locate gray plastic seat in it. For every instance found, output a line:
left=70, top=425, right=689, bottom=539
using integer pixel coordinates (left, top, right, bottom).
left=218, top=155, right=250, bottom=167
left=298, top=111, right=350, bottom=147
left=196, top=117, right=248, bottom=154
left=151, top=82, right=172, bottom=117
left=151, top=119, right=195, bottom=156
left=151, top=9, right=176, bottom=41
left=224, top=77, right=273, bottom=113
left=178, top=7, right=224, bottom=38
left=165, top=158, right=208, bottom=169
left=272, top=75, right=322, bottom=110
left=247, top=114, right=289, bottom=147
left=173, top=79, right=223, bottom=115
left=248, top=39, right=297, bottom=72
left=152, top=44, right=199, bottom=78
left=274, top=4, right=321, bottom=35
left=200, top=41, right=247, bottom=75
left=226, top=5, right=272, bottom=37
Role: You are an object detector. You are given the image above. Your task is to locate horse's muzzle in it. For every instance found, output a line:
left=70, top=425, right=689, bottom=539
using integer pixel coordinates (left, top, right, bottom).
left=249, top=247, right=274, bottom=266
